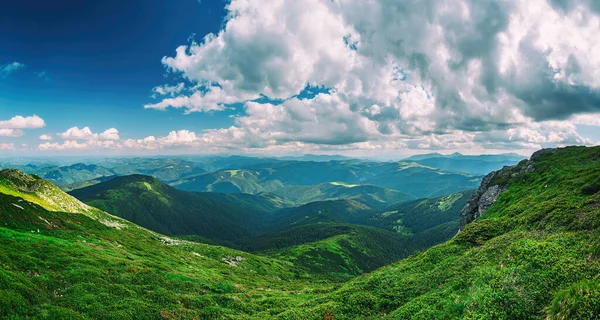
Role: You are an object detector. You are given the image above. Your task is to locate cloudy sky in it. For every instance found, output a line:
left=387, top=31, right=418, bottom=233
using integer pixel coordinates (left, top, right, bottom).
left=1, top=0, right=599, bottom=157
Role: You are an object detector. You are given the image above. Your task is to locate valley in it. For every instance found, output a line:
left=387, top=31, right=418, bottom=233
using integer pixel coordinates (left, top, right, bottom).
left=1, top=148, right=598, bottom=319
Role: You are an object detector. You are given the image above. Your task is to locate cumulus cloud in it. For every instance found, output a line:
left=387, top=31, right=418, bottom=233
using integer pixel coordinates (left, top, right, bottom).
left=141, top=0, right=599, bottom=153
left=123, top=130, right=199, bottom=149
left=99, top=128, right=120, bottom=140
left=0, top=115, right=45, bottom=129
left=39, top=134, right=53, bottom=141
left=57, top=127, right=98, bottom=140
left=0, top=62, right=25, bottom=78
left=0, top=129, right=23, bottom=137
left=38, top=127, right=121, bottom=151
left=38, top=140, right=117, bottom=151
left=57, top=127, right=119, bottom=141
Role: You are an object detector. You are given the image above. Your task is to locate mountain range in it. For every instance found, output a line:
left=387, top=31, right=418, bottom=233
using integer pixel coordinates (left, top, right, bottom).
left=1, top=147, right=597, bottom=318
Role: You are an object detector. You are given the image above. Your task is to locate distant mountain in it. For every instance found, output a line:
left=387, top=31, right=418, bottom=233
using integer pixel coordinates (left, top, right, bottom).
left=41, top=163, right=114, bottom=186
left=69, top=174, right=277, bottom=242
left=277, top=154, right=353, bottom=162
left=94, top=158, right=207, bottom=182
left=173, top=160, right=479, bottom=198
left=172, top=169, right=284, bottom=194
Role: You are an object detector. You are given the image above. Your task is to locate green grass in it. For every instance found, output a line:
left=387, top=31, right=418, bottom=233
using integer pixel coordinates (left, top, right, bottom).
left=2, top=146, right=598, bottom=319
left=279, top=146, right=600, bottom=319
left=0, top=188, right=331, bottom=319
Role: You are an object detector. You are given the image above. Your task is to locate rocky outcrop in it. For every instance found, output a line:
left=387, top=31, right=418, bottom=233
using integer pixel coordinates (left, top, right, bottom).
left=458, top=148, right=557, bottom=229
left=458, top=170, right=507, bottom=229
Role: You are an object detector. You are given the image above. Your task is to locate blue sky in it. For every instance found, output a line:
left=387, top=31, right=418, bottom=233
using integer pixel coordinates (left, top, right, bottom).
left=0, top=0, right=237, bottom=150
left=1, top=0, right=599, bottom=157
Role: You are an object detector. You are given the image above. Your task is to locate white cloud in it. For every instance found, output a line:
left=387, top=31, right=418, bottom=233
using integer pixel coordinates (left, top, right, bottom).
left=0, top=62, right=25, bottom=78
left=0, top=115, right=45, bottom=129
left=141, top=0, right=600, bottom=153
left=57, top=127, right=98, bottom=140
left=123, top=130, right=199, bottom=149
left=151, top=82, right=185, bottom=97
left=38, top=140, right=117, bottom=151
left=57, top=127, right=120, bottom=141
left=38, top=127, right=121, bottom=151
left=144, top=88, right=233, bottom=113
left=0, top=129, right=24, bottom=137
left=39, top=134, right=53, bottom=141
left=99, top=128, right=120, bottom=140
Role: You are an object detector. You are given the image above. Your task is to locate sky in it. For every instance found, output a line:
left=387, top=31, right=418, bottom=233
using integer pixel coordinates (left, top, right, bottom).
left=1, top=0, right=599, bottom=158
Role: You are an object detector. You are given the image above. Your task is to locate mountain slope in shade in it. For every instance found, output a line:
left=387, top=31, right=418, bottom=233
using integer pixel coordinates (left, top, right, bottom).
left=286, top=146, right=600, bottom=319
left=69, top=174, right=275, bottom=242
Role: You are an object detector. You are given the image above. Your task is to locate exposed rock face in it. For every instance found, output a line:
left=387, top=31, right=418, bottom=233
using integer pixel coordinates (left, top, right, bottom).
left=458, top=148, right=557, bottom=229
left=458, top=170, right=507, bottom=229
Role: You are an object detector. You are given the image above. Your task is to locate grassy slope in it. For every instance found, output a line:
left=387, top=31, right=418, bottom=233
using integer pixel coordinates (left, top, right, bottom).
left=69, top=175, right=273, bottom=242
left=282, top=146, right=600, bottom=319
left=266, top=224, right=410, bottom=281
left=237, top=192, right=472, bottom=281
left=0, top=174, right=332, bottom=319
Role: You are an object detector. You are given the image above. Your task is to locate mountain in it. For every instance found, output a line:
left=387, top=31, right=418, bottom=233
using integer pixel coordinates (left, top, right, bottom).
left=6, top=156, right=481, bottom=198
left=404, top=152, right=526, bottom=175
left=41, top=163, right=114, bottom=186
left=277, top=154, right=353, bottom=162
left=270, top=182, right=416, bottom=208
left=0, top=170, right=330, bottom=319
left=98, top=158, right=206, bottom=182
left=0, top=169, right=97, bottom=215
left=367, top=190, right=473, bottom=234
left=69, top=175, right=277, bottom=242
left=174, top=160, right=479, bottom=198
left=172, top=169, right=284, bottom=194
left=233, top=190, right=472, bottom=279
left=265, top=199, right=372, bottom=230
left=286, top=146, right=600, bottom=319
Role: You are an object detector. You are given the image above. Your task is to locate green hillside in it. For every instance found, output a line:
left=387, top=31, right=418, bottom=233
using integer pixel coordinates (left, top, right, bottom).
left=173, top=169, right=284, bottom=194
left=0, top=174, right=332, bottom=319
left=271, top=182, right=416, bottom=208
left=268, top=224, right=409, bottom=280
left=283, top=146, right=600, bottom=319
left=366, top=190, right=473, bottom=235
left=69, top=175, right=274, bottom=242
left=234, top=192, right=472, bottom=280
left=265, top=199, right=372, bottom=230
